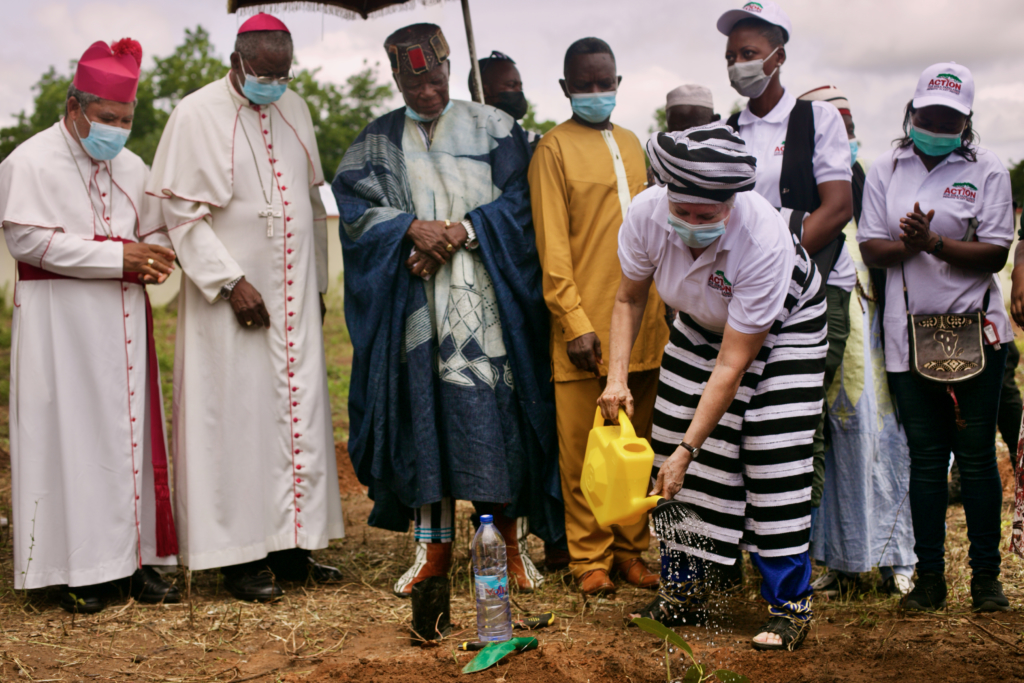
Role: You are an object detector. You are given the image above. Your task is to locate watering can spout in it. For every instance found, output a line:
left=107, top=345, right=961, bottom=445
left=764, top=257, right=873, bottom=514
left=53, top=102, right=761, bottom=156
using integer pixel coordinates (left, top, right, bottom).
left=580, top=408, right=660, bottom=528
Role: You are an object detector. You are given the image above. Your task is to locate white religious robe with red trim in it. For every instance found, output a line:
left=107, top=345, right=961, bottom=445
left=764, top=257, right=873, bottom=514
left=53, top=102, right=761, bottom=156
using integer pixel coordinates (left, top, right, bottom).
left=0, top=121, right=176, bottom=589
left=146, top=76, right=343, bottom=571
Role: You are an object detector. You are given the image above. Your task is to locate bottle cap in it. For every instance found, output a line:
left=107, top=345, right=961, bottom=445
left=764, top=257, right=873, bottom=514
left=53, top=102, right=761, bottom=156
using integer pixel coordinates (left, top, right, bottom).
left=480, top=514, right=493, bottom=524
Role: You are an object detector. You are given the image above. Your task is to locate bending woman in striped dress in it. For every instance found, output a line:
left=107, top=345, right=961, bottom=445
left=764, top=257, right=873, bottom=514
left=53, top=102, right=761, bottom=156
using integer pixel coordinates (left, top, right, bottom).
left=598, top=123, right=828, bottom=652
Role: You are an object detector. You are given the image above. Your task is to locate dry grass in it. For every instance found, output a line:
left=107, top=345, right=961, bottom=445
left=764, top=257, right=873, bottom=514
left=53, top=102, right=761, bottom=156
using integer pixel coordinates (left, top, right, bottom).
left=1, top=293, right=1023, bottom=682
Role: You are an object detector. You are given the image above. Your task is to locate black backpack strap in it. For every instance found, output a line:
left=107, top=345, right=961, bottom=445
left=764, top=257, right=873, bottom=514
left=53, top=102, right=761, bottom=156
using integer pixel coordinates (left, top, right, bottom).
left=779, top=100, right=820, bottom=213
left=851, top=160, right=866, bottom=226
left=726, top=111, right=741, bottom=132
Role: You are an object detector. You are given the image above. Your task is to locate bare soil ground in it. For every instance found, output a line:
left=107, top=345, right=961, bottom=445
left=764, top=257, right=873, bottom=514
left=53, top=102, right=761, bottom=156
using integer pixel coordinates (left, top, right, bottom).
left=1, top=446, right=1023, bottom=683
left=1, top=304, right=1023, bottom=682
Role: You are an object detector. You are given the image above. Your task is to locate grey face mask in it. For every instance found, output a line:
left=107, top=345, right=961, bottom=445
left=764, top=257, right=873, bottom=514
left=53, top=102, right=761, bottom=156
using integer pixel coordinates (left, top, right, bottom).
left=728, top=47, right=779, bottom=99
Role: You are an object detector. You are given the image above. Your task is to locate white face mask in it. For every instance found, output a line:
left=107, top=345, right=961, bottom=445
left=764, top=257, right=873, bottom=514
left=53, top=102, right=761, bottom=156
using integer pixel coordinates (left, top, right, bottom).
left=728, top=47, right=779, bottom=99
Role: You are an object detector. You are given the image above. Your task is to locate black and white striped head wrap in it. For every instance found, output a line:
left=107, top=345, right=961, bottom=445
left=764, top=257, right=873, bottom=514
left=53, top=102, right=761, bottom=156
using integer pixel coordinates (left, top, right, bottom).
left=647, top=122, right=757, bottom=204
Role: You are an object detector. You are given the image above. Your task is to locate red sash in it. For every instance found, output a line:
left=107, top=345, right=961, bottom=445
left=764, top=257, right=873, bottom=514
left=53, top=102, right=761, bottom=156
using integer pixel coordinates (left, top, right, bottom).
left=17, top=239, right=179, bottom=557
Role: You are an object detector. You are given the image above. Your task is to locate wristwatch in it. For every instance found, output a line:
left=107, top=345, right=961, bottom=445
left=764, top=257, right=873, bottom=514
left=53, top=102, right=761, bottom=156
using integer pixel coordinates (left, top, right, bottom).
left=678, top=441, right=700, bottom=460
left=927, top=234, right=944, bottom=255
left=220, top=275, right=243, bottom=300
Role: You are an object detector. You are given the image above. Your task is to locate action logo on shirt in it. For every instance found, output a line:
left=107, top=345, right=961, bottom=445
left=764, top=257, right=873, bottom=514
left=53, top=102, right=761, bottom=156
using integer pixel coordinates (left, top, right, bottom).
left=773, top=141, right=785, bottom=157
left=708, top=270, right=733, bottom=299
left=743, top=2, right=764, bottom=13
left=943, top=181, right=977, bottom=203
left=928, top=73, right=963, bottom=96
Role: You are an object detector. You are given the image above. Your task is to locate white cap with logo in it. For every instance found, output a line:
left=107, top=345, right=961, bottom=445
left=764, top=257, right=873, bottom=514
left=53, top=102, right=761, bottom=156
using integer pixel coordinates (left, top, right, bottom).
left=912, top=62, right=974, bottom=116
left=717, top=1, right=792, bottom=41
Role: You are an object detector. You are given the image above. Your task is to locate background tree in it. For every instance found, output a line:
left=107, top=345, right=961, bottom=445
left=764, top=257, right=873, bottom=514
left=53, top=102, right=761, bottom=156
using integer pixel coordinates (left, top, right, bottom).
left=1010, top=158, right=1023, bottom=209
left=0, top=26, right=393, bottom=176
left=522, top=101, right=556, bottom=136
left=650, top=106, right=666, bottom=134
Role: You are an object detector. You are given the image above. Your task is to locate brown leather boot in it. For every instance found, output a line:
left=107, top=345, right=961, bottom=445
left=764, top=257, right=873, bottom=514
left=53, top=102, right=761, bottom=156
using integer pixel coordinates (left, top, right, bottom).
left=394, top=542, right=452, bottom=598
left=614, top=557, right=659, bottom=589
left=491, top=515, right=544, bottom=593
left=579, top=569, right=616, bottom=596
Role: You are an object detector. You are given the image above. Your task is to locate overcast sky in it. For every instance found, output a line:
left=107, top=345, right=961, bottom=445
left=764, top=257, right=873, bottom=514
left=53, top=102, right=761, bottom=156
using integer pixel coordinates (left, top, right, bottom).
left=3, top=0, right=1023, bottom=170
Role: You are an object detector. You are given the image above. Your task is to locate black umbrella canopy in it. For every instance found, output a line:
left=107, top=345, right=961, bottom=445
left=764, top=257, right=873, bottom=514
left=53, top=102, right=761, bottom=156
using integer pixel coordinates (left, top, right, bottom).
left=226, top=0, right=484, bottom=102
left=227, top=1, right=435, bottom=22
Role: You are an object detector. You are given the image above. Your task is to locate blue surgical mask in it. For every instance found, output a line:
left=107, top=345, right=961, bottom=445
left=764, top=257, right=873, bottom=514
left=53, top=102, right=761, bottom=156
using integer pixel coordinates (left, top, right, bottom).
left=910, top=124, right=962, bottom=157
left=668, top=213, right=727, bottom=248
left=570, top=91, right=617, bottom=124
left=405, top=100, right=453, bottom=123
left=242, top=74, right=288, bottom=105
left=849, top=139, right=859, bottom=167
left=75, top=116, right=130, bottom=161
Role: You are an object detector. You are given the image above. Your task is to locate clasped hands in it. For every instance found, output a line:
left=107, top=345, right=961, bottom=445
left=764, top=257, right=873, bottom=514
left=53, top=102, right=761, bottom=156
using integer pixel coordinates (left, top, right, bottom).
left=596, top=376, right=691, bottom=501
left=123, top=243, right=176, bottom=284
left=405, top=219, right=469, bottom=279
left=900, top=202, right=938, bottom=254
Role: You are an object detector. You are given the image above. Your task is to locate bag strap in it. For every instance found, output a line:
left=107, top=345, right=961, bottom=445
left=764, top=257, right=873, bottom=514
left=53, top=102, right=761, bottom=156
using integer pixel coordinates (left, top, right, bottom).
left=779, top=100, right=820, bottom=213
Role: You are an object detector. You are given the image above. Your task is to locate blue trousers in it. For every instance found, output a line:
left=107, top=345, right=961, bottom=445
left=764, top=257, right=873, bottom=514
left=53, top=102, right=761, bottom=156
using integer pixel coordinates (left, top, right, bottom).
left=662, top=545, right=812, bottom=621
left=888, top=344, right=1007, bottom=575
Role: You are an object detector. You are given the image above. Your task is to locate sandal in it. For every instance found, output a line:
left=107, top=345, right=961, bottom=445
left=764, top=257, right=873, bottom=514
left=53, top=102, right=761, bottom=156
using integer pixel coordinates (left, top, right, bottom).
left=628, top=590, right=705, bottom=627
left=751, top=615, right=810, bottom=652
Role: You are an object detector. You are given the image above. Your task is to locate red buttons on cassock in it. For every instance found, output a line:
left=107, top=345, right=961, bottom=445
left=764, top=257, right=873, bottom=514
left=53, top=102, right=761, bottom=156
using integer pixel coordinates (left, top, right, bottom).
left=128, top=366, right=133, bottom=370
left=289, top=312, right=295, bottom=317
left=277, top=172, right=282, bottom=177
left=268, top=144, right=273, bottom=149
left=263, top=130, right=268, bottom=134
left=288, top=326, right=294, bottom=331
left=287, top=233, right=293, bottom=238
left=125, top=313, right=129, bottom=318
left=262, top=114, right=267, bottom=119
left=281, top=186, right=287, bottom=191
left=287, top=249, right=293, bottom=254
left=289, top=357, right=295, bottom=362
left=293, top=418, right=300, bottom=423
left=289, top=371, right=294, bottom=377
left=127, top=340, right=132, bottom=344
left=296, top=465, right=303, bottom=470
left=102, top=192, right=107, bottom=197
left=294, top=433, right=300, bottom=438
left=132, top=417, right=136, bottom=422
left=296, top=507, right=301, bottom=512
left=287, top=280, right=293, bottom=285
left=287, top=217, right=293, bottom=222
left=136, top=495, right=140, bottom=500
left=289, top=342, right=295, bottom=348
left=295, top=478, right=302, bottom=483
left=296, top=492, right=303, bottom=498
left=287, top=264, right=293, bottom=270
left=291, top=386, right=298, bottom=391
left=292, top=401, right=299, bottom=407
left=284, top=201, right=290, bottom=206
left=288, top=297, right=294, bottom=302
left=297, top=523, right=303, bottom=528
left=294, top=449, right=301, bottom=454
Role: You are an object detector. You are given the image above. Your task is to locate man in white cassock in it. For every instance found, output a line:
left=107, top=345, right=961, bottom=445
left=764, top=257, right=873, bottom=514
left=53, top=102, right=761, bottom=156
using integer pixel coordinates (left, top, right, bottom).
left=147, top=13, right=344, bottom=602
left=0, top=38, right=181, bottom=613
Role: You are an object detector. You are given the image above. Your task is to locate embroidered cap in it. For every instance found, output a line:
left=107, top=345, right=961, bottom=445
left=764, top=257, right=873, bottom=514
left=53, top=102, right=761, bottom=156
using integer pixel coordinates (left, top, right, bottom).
left=666, top=84, right=714, bottom=111
left=717, top=1, right=792, bottom=42
left=912, top=61, right=974, bottom=116
left=384, top=23, right=450, bottom=76
left=73, top=38, right=143, bottom=103
left=798, top=85, right=851, bottom=116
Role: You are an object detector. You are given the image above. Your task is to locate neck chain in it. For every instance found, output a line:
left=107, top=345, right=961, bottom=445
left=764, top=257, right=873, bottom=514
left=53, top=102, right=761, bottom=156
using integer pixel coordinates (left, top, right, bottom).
left=63, top=121, right=115, bottom=237
left=236, top=102, right=275, bottom=208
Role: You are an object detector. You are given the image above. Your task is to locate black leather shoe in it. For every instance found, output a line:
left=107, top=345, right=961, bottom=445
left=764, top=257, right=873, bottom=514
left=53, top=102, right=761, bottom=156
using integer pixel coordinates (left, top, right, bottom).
left=266, top=548, right=342, bottom=583
left=124, top=567, right=181, bottom=604
left=905, top=571, right=947, bottom=612
left=224, top=569, right=284, bottom=602
left=60, top=584, right=106, bottom=614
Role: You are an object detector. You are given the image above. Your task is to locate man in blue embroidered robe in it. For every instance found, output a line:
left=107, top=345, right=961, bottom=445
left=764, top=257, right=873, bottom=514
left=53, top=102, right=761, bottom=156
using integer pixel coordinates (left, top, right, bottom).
left=333, top=23, right=563, bottom=597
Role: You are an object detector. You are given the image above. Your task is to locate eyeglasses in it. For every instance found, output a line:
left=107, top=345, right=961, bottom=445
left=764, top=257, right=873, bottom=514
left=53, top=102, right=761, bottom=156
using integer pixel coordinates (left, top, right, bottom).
left=240, top=55, right=295, bottom=85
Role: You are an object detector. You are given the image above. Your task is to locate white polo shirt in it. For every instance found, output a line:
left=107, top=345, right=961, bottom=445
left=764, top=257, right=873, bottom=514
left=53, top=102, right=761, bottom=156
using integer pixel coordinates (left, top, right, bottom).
left=856, top=144, right=1013, bottom=373
left=736, top=89, right=856, bottom=291
left=618, top=186, right=794, bottom=335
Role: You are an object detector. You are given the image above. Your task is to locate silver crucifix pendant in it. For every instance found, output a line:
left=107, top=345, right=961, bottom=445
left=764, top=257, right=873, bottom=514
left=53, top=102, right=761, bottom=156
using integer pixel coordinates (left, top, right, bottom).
left=259, top=205, right=282, bottom=237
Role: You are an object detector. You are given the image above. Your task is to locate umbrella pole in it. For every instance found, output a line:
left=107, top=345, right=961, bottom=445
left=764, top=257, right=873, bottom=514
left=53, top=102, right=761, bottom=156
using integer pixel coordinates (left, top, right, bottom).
left=461, top=0, right=484, bottom=103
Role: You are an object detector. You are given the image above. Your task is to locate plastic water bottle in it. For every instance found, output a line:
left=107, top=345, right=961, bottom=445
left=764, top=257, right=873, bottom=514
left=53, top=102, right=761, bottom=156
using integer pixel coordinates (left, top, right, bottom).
left=471, top=514, right=513, bottom=642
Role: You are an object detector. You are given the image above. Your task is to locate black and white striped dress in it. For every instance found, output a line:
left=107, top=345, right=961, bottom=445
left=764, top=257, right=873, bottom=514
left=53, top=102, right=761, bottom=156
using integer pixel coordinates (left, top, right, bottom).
left=652, top=233, right=828, bottom=565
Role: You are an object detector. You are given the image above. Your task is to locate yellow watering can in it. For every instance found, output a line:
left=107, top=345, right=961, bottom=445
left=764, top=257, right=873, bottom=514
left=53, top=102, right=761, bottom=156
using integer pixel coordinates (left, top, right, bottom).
left=581, top=407, right=660, bottom=528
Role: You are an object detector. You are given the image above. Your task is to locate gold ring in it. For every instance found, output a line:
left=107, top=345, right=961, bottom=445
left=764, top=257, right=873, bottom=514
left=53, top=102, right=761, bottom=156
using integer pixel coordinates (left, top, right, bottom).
left=444, top=220, right=451, bottom=228
left=246, top=320, right=253, bottom=326
left=446, top=244, right=454, bottom=253
left=147, top=258, right=154, bottom=265
left=423, top=269, right=431, bottom=276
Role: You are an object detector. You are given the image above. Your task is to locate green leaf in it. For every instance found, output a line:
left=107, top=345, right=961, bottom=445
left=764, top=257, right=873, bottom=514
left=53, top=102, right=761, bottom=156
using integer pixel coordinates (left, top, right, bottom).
left=713, top=670, right=750, bottom=683
left=682, top=664, right=703, bottom=683
left=629, top=617, right=694, bottom=657
left=461, top=637, right=538, bottom=674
